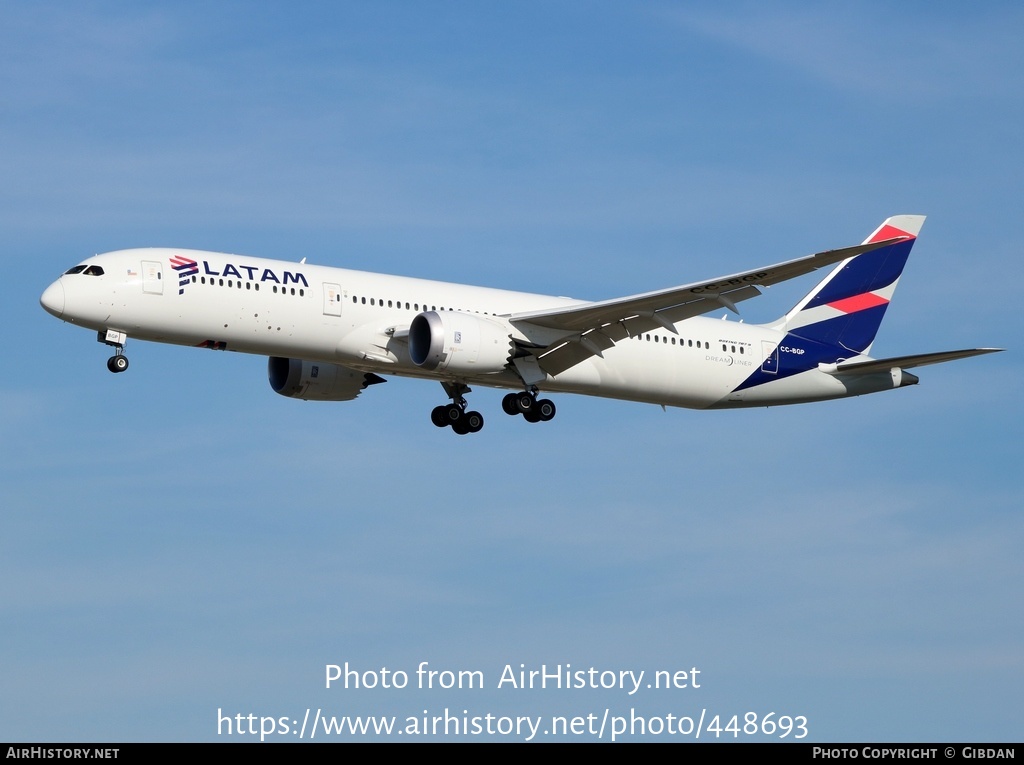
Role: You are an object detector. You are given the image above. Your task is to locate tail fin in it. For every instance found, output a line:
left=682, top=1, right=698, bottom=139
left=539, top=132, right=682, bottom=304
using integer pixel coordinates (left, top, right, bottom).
left=776, top=215, right=925, bottom=355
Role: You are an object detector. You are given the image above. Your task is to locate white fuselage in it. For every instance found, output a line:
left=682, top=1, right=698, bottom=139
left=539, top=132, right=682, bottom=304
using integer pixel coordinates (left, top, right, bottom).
left=41, top=248, right=901, bottom=410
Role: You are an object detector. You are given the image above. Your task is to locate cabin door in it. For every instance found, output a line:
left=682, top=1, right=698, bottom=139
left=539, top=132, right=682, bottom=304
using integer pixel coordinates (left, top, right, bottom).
left=761, top=341, right=779, bottom=374
left=323, top=283, right=343, bottom=316
left=142, top=261, right=163, bottom=295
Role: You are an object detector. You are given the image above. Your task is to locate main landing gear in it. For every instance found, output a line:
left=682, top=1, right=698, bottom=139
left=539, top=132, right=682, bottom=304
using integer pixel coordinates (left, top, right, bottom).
left=501, top=390, right=556, bottom=424
left=430, top=384, right=557, bottom=434
left=431, top=382, right=484, bottom=435
left=98, top=330, right=129, bottom=374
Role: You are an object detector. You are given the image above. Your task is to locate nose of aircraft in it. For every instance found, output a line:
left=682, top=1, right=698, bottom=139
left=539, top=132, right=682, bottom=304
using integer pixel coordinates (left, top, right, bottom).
left=40, top=280, right=65, bottom=318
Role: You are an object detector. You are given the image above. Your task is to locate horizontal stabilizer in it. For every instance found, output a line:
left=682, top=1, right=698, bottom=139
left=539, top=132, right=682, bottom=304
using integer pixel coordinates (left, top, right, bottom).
left=823, top=348, right=1003, bottom=376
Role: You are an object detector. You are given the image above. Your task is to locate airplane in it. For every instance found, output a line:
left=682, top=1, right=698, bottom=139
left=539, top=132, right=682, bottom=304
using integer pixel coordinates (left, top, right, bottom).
left=39, top=215, right=1000, bottom=434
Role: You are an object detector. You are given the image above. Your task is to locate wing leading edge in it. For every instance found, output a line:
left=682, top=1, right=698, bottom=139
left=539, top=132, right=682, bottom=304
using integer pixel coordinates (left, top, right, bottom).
left=509, top=236, right=910, bottom=376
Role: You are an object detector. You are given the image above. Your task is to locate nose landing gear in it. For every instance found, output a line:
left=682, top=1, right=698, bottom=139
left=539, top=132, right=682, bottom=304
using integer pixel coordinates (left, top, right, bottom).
left=106, top=353, right=129, bottom=373
left=98, top=329, right=129, bottom=373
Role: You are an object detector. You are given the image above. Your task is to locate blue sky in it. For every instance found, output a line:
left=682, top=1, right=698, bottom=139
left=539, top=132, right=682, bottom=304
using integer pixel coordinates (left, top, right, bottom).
left=2, top=2, right=1021, bottom=742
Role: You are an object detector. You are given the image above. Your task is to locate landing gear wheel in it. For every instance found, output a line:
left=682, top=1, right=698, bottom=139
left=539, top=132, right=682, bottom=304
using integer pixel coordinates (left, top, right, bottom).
left=464, top=411, right=484, bottom=433
left=535, top=398, right=556, bottom=422
left=514, top=392, right=535, bottom=414
left=431, top=405, right=449, bottom=428
left=433, top=381, right=484, bottom=434
left=107, top=355, right=129, bottom=373
left=523, top=409, right=541, bottom=423
left=444, top=404, right=463, bottom=425
left=501, top=392, right=520, bottom=416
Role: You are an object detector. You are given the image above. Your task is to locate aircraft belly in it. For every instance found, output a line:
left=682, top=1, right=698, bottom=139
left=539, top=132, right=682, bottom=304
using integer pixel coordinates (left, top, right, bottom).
left=543, top=342, right=741, bottom=409
left=708, top=368, right=896, bottom=408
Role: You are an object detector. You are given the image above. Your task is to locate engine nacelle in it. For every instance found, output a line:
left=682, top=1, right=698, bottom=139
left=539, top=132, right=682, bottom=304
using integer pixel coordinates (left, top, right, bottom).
left=409, top=311, right=514, bottom=374
left=268, top=357, right=385, bottom=401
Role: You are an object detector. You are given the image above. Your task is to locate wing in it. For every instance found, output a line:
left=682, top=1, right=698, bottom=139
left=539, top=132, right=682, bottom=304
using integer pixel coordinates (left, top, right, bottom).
left=508, top=236, right=909, bottom=376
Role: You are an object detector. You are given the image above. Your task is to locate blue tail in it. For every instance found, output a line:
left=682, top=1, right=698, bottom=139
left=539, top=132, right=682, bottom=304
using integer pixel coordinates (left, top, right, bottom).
left=777, top=215, right=924, bottom=356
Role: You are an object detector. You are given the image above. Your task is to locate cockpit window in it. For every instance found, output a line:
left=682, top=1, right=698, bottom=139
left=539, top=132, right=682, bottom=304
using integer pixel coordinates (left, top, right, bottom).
left=83, top=266, right=105, bottom=276
left=64, top=265, right=87, bottom=275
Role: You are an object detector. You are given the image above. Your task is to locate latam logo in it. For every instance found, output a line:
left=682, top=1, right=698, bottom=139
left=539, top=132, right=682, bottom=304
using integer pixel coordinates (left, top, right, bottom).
left=170, top=255, right=199, bottom=295
left=170, top=257, right=309, bottom=295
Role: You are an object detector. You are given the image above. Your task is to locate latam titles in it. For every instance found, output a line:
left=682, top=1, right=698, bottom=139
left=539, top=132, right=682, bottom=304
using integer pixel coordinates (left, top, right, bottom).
left=202, top=260, right=308, bottom=287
